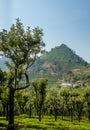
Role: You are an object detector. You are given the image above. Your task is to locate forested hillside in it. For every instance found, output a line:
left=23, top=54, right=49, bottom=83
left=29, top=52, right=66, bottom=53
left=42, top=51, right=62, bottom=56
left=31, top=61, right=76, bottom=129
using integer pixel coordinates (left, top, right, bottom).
left=0, top=44, right=90, bottom=87
left=28, top=44, right=89, bottom=86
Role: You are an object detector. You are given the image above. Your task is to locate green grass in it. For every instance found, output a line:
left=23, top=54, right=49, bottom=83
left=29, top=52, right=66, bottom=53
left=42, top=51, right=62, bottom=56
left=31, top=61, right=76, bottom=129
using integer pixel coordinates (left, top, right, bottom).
left=0, top=115, right=90, bottom=130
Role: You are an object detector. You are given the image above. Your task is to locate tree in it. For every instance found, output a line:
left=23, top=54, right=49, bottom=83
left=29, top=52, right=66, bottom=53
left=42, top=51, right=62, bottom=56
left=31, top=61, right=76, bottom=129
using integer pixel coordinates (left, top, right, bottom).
left=27, top=90, right=35, bottom=118
left=38, top=78, right=48, bottom=121
left=50, top=88, right=60, bottom=121
left=15, top=90, right=29, bottom=114
left=60, top=87, right=70, bottom=119
left=0, top=69, right=6, bottom=84
left=0, top=69, right=8, bottom=119
left=32, top=80, right=39, bottom=116
left=84, top=88, right=90, bottom=123
left=32, top=78, right=48, bottom=121
left=1, top=88, right=9, bottom=120
left=0, top=69, right=5, bottom=103
left=69, top=89, right=80, bottom=122
left=0, top=18, right=45, bottom=129
left=75, top=96, right=84, bottom=122
left=45, top=87, right=60, bottom=121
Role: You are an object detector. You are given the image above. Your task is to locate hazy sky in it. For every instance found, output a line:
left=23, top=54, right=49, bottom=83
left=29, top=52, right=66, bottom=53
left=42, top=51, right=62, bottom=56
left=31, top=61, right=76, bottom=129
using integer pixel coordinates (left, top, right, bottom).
left=0, top=0, right=90, bottom=62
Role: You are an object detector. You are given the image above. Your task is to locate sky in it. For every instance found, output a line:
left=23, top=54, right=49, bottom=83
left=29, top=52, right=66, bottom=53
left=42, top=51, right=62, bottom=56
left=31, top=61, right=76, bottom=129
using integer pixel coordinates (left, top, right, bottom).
left=0, top=0, right=90, bottom=62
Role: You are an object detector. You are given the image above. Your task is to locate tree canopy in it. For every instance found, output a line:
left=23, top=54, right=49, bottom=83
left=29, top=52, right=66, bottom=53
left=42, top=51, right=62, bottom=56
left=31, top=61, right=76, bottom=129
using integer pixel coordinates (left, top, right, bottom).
left=0, top=18, right=45, bottom=130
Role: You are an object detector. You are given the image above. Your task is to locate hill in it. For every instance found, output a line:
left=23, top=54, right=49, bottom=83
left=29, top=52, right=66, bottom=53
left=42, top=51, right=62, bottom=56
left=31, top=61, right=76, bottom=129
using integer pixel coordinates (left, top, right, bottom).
left=29, top=44, right=88, bottom=85
left=0, top=44, right=90, bottom=87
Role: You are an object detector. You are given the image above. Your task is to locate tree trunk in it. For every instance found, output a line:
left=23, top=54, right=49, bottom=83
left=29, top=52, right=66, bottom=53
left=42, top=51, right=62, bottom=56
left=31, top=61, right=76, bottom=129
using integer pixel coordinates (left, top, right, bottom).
left=61, top=106, right=64, bottom=120
left=6, top=103, right=9, bottom=121
left=70, top=109, right=73, bottom=122
left=39, top=111, right=41, bottom=121
left=54, top=108, right=58, bottom=121
left=37, top=103, right=39, bottom=116
left=8, top=88, right=15, bottom=130
left=77, top=110, right=82, bottom=122
left=70, top=113, right=73, bottom=122
left=88, top=110, right=90, bottom=123
left=87, top=102, right=90, bottom=123
left=2, top=104, right=6, bottom=116
left=29, top=104, right=32, bottom=118
left=21, top=106, right=24, bottom=114
left=39, top=107, right=42, bottom=121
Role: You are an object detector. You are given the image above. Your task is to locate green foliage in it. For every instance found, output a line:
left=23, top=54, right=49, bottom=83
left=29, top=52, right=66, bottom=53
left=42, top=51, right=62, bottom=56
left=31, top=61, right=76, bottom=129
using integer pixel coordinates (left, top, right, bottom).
left=28, top=44, right=88, bottom=86
left=0, top=86, right=90, bottom=129
left=15, top=90, right=29, bottom=114
left=40, top=44, right=87, bottom=65
left=32, top=78, right=48, bottom=121
left=0, top=18, right=45, bottom=129
left=1, top=88, right=9, bottom=104
left=0, top=69, right=7, bottom=85
left=0, top=18, right=45, bottom=68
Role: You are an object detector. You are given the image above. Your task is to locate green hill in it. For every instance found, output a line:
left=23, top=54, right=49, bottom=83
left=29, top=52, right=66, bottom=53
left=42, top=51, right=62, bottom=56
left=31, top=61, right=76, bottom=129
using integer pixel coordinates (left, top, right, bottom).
left=29, top=44, right=88, bottom=85
left=0, top=44, right=89, bottom=86
left=41, top=44, right=87, bottom=67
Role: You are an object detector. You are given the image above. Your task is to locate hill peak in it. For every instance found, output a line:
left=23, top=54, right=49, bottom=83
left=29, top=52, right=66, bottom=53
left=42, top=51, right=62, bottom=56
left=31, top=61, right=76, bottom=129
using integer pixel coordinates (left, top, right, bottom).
left=51, top=44, right=74, bottom=53
left=59, top=43, right=68, bottom=48
left=28, top=44, right=88, bottom=84
left=41, top=43, right=88, bottom=66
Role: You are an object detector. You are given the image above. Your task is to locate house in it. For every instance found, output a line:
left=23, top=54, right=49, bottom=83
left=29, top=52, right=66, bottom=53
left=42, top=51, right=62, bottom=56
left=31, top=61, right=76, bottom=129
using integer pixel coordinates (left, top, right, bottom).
left=61, top=82, right=79, bottom=88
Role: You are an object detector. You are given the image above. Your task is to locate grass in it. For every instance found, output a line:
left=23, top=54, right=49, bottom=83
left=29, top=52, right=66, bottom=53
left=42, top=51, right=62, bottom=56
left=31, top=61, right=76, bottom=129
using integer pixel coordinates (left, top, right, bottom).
left=0, top=115, right=90, bottom=130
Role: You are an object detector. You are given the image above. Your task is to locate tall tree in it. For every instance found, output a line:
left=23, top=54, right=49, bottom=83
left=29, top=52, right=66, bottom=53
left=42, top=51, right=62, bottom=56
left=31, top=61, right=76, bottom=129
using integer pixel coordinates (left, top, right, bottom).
left=1, top=88, right=9, bottom=120
left=32, top=80, right=39, bottom=116
left=84, top=87, right=90, bottom=123
left=75, top=96, right=84, bottom=122
left=49, top=88, right=60, bottom=121
left=0, top=69, right=6, bottom=84
left=60, top=87, right=70, bottom=118
left=0, top=18, right=45, bottom=130
left=0, top=69, right=8, bottom=118
left=69, top=89, right=80, bottom=122
left=32, top=78, right=48, bottom=121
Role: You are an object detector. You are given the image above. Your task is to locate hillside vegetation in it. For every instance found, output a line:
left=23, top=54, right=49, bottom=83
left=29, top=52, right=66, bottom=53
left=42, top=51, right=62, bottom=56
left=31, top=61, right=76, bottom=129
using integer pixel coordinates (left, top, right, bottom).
left=0, top=44, right=90, bottom=87
left=29, top=44, right=89, bottom=86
